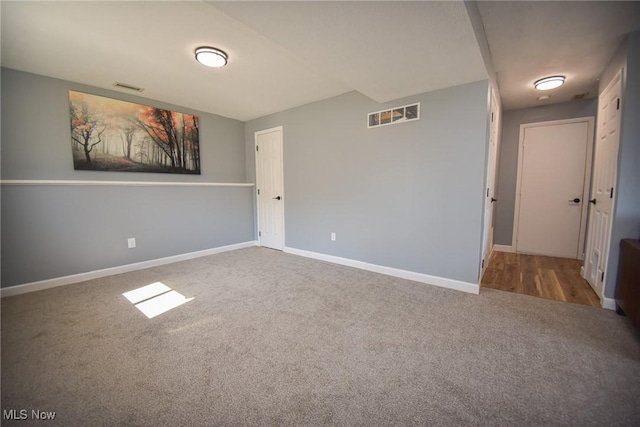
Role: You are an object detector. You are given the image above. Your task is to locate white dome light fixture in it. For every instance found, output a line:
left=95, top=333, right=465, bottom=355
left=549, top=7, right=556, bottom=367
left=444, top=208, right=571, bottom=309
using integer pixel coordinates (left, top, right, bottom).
left=195, top=46, right=228, bottom=68
left=534, top=76, right=565, bottom=91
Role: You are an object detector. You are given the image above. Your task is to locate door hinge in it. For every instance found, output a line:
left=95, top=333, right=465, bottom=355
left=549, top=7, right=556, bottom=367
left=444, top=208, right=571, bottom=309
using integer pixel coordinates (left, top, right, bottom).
left=617, top=98, right=620, bottom=110
left=259, top=231, right=261, bottom=237
left=482, top=259, right=485, bottom=268
left=610, top=187, right=614, bottom=198
left=256, top=145, right=259, bottom=152
left=601, top=271, right=605, bottom=282
left=491, top=112, right=494, bottom=122
left=486, top=188, right=489, bottom=197
left=257, top=189, right=260, bottom=195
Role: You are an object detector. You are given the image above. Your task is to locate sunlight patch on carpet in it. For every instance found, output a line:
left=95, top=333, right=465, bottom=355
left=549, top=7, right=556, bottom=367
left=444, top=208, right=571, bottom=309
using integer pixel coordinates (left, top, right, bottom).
left=123, top=282, right=171, bottom=304
left=123, top=282, right=194, bottom=319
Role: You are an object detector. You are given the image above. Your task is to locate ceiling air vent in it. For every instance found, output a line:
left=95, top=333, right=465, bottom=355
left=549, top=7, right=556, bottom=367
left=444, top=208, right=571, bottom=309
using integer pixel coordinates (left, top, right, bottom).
left=113, top=82, right=144, bottom=92
left=572, top=93, right=587, bottom=101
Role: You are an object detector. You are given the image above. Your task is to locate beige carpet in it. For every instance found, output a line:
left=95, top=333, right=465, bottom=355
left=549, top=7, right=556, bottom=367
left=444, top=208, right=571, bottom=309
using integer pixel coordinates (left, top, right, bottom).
left=2, top=247, right=639, bottom=426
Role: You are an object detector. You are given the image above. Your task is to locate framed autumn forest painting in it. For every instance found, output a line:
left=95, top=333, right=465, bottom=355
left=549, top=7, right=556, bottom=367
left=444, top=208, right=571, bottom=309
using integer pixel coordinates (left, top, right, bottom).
left=69, top=91, right=200, bottom=174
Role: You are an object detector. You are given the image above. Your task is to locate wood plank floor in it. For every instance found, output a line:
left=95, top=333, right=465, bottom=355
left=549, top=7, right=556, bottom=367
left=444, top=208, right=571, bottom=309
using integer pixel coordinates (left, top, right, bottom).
left=481, top=252, right=601, bottom=307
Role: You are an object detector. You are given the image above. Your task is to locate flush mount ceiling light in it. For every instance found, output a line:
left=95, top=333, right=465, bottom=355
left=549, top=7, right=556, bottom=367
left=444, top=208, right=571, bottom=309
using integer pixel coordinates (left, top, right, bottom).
left=534, top=76, right=565, bottom=91
left=195, top=46, right=228, bottom=68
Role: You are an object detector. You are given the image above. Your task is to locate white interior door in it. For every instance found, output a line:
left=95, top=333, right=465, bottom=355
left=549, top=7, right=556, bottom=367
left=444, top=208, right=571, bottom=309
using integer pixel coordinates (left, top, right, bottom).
left=255, top=127, right=284, bottom=250
left=583, top=71, right=622, bottom=299
left=514, top=119, right=593, bottom=258
left=481, top=89, right=499, bottom=277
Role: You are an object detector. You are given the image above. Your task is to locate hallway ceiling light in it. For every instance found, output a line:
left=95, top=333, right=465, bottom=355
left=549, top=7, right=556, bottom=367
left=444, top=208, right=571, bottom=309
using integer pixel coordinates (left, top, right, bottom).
left=195, top=47, right=228, bottom=68
left=534, top=76, right=565, bottom=91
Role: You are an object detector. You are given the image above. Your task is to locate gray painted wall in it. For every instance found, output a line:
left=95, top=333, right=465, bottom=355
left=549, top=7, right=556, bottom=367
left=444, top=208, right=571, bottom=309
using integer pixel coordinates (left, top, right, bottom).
left=605, top=31, right=640, bottom=299
left=494, top=100, right=597, bottom=246
left=245, top=81, right=490, bottom=284
left=1, top=69, right=254, bottom=287
left=1, top=68, right=246, bottom=182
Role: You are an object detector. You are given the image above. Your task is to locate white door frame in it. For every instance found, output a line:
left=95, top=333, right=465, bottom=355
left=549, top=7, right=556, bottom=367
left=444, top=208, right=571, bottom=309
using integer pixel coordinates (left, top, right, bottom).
left=481, top=88, right=500, bottom=278
left=255, top=126, right=285, bottom=249
left=512, top=117, right=595, bottom=259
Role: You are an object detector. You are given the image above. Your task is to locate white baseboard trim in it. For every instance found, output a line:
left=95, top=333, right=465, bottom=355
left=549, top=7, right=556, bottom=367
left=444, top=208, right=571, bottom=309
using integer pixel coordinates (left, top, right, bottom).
left=602, top=297, right=616, bottom=311
left=493, top=244, right=515, bottom=253
left=283, top=246, right=479, bottom=295
left=1, top=241, right=259, bottom=298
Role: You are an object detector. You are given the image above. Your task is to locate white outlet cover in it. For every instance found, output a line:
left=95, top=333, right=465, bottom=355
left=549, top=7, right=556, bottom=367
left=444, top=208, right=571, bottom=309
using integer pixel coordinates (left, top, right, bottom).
left=127, top=238, right=136, bottom=248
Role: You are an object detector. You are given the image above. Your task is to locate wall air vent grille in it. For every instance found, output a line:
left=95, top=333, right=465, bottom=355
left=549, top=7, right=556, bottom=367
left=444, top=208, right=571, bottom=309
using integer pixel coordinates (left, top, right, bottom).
left=113, top=82, right=145, bottom=92
left=368, top=102, right=420, bottom=129
left=572, top=93, right=587, bottom=100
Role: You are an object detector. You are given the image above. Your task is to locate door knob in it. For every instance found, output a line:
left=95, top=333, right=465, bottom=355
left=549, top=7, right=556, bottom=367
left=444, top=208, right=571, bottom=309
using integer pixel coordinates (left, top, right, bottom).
left=570, top=198, right=581, bottom=203
left=589, top=198, right=597, bottom=205
left=273, top=196, right=281, bottom=200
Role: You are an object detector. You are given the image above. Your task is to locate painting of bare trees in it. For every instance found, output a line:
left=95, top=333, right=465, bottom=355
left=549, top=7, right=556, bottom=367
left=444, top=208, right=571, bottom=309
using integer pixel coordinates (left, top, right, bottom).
left=69, top=91, right=200, bottom=174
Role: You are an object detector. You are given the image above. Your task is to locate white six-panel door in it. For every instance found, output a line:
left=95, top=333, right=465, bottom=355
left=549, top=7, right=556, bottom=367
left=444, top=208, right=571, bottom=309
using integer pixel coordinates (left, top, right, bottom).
left=255, top=127, right=284, bottom=250
left=583, top=71, right=622, bottom=299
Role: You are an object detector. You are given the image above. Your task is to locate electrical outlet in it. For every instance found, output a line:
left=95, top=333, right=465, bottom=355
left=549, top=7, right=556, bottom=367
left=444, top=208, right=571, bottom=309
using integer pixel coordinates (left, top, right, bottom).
left=127, top=238, right=136, bottom=249
left=331, top=232, right=336, bottom=241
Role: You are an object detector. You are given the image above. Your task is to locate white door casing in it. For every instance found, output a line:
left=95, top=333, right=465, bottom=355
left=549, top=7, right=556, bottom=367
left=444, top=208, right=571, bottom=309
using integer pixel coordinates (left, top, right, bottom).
left=583, top=70, right=622, bottom=299
left=513, top=118, right=594, bottom=259
left=481, top=89, right=500, bottom=278
left=255, top=127, right=285, bottom=250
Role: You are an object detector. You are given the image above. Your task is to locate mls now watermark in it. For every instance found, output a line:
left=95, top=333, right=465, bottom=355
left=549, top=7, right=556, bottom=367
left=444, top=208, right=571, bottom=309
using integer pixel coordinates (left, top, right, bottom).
left=3, top=409, right=57, bottom=421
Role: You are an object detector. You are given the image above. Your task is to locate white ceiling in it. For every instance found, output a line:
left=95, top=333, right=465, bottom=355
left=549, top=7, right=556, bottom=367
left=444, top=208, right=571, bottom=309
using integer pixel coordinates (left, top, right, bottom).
left=477, top=1, right=640, bottom=110
left=1, top=1, right=640, bottom=121
left=211, top=1, right=487, bottom=104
